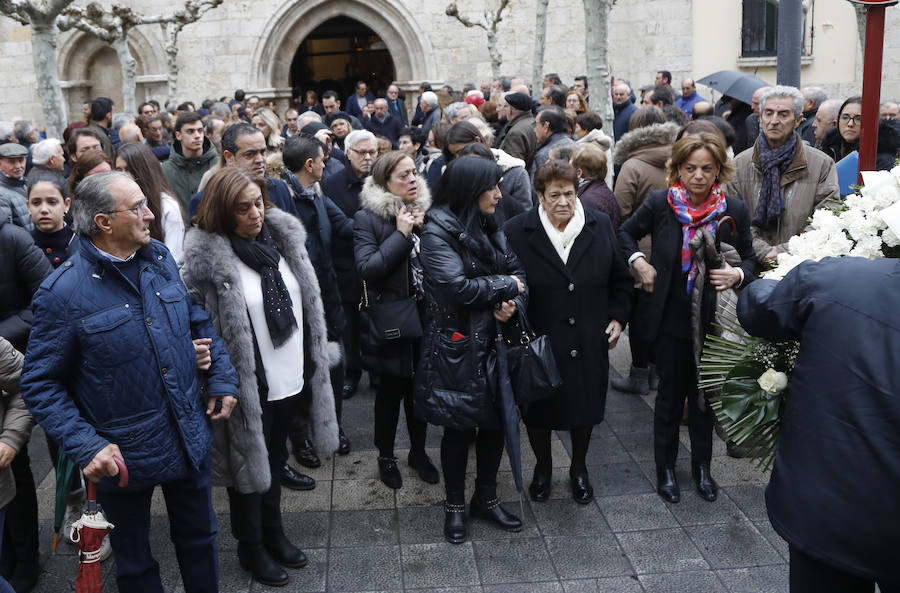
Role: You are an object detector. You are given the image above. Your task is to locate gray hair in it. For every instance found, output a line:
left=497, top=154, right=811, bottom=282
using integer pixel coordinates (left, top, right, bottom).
left=297, top=111, right=322, bottom=127
left=801, top=87, right=827, bottom=110
left=445, top=102, right=468, bottom=121
left=71, top=171, right=132, bottom=237
left=344, top=129, right=377, bottom=152
left=760, top=85, right=804, bottom=118
left=421, top=91, right=438, bottom=108
left=111, top=112, right=133, bottom=131
left=14, top=120, right=34, bottom=143
left=209, top=101, right=232, bottom=121
left=0, top=121, right=13, bottom=141
left=818, top=98, right=843, bottom=122
left=31, top=138, right=61, bottom=165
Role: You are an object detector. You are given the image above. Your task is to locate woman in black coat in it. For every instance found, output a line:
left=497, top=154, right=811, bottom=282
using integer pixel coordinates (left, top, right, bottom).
left=618, top=132, right=756, bottom=504
left=414, top=155, right=527, bottom=544
left=505, top=160, right=633, bottom=505
left=354, top=151, right=438, bottom=491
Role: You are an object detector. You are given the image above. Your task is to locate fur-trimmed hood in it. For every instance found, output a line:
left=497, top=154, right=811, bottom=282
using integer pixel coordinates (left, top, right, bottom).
left=493, top=148, right=526, bottom=171
left=180, top=207, right=340, bottom=493
left=613, top=122, right=680, bottom=165
left=359, top=175, right=432, bottom=221
left=577, top=127, right=613, bottom=152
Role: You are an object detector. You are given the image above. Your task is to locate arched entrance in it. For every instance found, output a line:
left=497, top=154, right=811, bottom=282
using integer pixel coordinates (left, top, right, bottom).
left=289, top=16, right=397, bottom=103
left=251, top=0, right=436, bottom=105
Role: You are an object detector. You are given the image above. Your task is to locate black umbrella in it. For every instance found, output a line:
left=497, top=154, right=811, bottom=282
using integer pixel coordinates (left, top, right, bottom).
left=494, top=328, right=525, bottom=518
left=696, top=70, right=770, bottom=105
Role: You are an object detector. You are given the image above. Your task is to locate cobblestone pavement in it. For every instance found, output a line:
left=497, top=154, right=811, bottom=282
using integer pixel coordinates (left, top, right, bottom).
left=28, top=340, right=788, bottom=592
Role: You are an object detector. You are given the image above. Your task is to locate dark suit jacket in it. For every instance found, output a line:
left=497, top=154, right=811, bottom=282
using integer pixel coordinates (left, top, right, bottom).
left=365, top=114, right=403, bottom=147
left=321, top=166, right=365, bottom=304
left=617, top=189, right=755, bottom=347
left=387, top=98, right=408, bottom=126
left=345, top=92, right=376, bottom=118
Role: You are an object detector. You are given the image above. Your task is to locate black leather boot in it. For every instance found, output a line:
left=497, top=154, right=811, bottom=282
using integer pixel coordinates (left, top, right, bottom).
left=692, top=463, right=718, bottom=502
left=656, top=467, right=680, bottom=503
left=237, top=542, right=289, bottom=587
left=469, top=486, right=522, bottom=532
left=263, top=529, right=308, bottom=568
left=529, top=463, right=552, bottom=502
left=444, top=489, right=467, bottom=544
left=569, top=470, right=594, bottom=505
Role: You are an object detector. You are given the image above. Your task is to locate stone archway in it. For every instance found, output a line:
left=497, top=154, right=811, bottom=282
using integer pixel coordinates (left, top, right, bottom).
left=251, top=0, right=436, bottom=101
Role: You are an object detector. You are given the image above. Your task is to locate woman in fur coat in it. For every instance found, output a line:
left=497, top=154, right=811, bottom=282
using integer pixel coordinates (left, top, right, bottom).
left=180, top=167, right=339, bottom=588
left=354, top=151, right=439, bottom=490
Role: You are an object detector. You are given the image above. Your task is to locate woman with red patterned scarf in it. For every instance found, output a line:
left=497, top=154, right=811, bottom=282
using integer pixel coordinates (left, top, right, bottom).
left=617, top=132, right=757, bottom=505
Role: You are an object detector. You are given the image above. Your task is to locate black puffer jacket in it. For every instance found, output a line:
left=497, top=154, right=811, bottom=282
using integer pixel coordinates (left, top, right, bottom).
left=414, top=206, right=527, bottom=430
left=820, top=119, right=900, bottom=171
left=354, top=177, right=432, bottom=378
left=0, top=203, right=52, bottom=351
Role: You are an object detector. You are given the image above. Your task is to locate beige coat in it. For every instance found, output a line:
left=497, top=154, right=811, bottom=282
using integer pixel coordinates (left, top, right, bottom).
left=727, top=137, right=841, bottom=262
left=0, top=337, right=34, bottom=509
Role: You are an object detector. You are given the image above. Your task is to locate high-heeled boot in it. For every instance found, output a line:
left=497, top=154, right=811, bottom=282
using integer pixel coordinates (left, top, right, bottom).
left=469, top=485, right=522, bottom=532
left=443, top=489, right=467, bottom=544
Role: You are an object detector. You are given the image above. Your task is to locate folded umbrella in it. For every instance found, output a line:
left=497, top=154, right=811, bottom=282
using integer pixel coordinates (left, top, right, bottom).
left=52, top=449, right=82, bottom=554
left=494, top=328, right=525, bottom=519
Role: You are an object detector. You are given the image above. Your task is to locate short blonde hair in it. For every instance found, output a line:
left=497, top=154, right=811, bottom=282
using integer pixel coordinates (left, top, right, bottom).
left=665, top=132, right=734, bottom=187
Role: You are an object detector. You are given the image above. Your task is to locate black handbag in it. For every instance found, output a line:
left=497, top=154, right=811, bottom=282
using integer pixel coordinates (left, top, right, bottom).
left=506, top=309, right=562, bottom=405
left=359, top=280, right=423, bottom=348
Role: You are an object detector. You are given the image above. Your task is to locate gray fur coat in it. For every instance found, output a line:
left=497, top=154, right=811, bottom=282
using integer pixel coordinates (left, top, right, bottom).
left=180, top=208, right=340, bottom=494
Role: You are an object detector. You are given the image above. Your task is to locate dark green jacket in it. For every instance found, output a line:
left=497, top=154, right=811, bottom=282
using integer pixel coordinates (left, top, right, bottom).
left=161, top=138, right=218, bottom=211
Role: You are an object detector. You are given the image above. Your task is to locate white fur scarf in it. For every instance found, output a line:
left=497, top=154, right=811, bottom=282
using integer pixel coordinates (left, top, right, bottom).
left=538, top=198, right=586, bottom=264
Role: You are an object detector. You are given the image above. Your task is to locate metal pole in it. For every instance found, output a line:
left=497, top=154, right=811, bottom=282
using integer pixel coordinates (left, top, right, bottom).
left=858, top=5, right=886, bottom=176
left=776, top=0, right=803, bottom=87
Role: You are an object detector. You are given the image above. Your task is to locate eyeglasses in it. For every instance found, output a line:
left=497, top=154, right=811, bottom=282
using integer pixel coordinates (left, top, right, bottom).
left=351, top=148, right=378, bottom=158
left=106, top=198, right=148, bottom=217
left=543, top=190, right=577, bottom=203
left=840, top=114, right=862, bottom=124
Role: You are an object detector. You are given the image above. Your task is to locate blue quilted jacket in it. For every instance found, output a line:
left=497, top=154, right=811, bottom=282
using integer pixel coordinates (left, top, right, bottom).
left=20, top=238, right=238, bottom=490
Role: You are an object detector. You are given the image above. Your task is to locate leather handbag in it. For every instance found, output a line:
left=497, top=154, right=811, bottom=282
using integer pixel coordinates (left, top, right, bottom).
left=506, top=309, right=562, bottom=405
left=359, top=280, right=423, bottom=348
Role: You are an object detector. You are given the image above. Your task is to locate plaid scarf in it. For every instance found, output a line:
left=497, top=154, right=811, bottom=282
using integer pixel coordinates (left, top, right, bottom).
left=667, top=180, right=727, bottom=294
left=754, top=132, right=798, bottom=229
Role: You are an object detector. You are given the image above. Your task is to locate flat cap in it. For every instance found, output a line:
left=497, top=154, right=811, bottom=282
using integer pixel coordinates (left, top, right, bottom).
left=504, top=92, right=532, bottom=112
left=0, top=143, right=28, bottom=158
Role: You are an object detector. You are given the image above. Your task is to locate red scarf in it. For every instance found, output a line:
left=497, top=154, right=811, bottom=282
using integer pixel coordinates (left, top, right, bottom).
left=666, top=180, right=727, bottom=293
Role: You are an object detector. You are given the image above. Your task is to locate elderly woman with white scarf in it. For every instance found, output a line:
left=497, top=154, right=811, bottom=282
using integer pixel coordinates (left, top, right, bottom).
left=504, top=160, right=633, bottom=505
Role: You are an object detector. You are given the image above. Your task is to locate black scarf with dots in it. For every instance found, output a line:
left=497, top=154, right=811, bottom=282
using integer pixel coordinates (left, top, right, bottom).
left=229, top=223, right=298, bottom=348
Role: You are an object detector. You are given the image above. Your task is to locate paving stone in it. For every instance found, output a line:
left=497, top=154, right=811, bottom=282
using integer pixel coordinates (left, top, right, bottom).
left=331, top=478, right=395, bottom=510
left=599, top=493, right=679, bottom=532
left=480, top=582, right=563, bottom=592
left=604, top=410, right=654, bottom=435
left=395, top=476, right=446, bottom=508
left=686, top=522, right=783, bottom=570
left=579, top=436, right=632, bottom=464
left=709, top=455, right=770, bottom=487
left=282, top=480, right=333, bottom=513
left=472, top=537, right=557, bottom=584
left=281, top=511, right=330, bottom=549
left=639, top=570, right=724, bottom=593
left=753, top=520, right=789, bottom=562
left=329, top=509, right=398, bottom=547
left=398, top=505, right=446, bottom=544
left=592, top=576, right=645, bottom=592
left=560, top=579, right=598, bottom=593
left=616, top=528, right=709, bottom=574
left=405, top=587, right=484, bottom=593
left=333, top=450, right=379, bottom=480
left=326, top=545, right=402, bottom=592
left=721, top=484, right=768, bottom=522
left=589, top=461, right=655, bottom=497
left=614, top=432, right=689, bottom=463
left=528, top=498, right=611, bottom=537
left=400, top=542, right=480, bottom=588
left=668, top=490, right=746, bottom=527
left=545, top=535, right=633, bottom=579
left=716, top=565, right=789, bottom=593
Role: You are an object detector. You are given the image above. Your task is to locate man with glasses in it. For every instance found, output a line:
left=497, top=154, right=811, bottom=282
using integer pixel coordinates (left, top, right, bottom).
left=137, top=101, right=158, bottom=121
left=21, top=171, right=239, bottom=593
left=320, top=130, right=376, bottom=409
left=727, top=85, right=839, bottom=267
left=188, top=123, right=298, bottom=219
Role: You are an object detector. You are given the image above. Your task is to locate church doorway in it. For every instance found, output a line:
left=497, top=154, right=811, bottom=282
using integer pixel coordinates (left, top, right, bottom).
left=289, top=16, right=397, bottom=106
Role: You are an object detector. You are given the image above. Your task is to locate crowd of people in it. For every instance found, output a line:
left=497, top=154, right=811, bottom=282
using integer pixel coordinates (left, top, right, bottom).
left=0, top=69, right=897, bottom=593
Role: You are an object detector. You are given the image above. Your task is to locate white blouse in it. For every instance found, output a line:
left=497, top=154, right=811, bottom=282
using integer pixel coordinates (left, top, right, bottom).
left=235, top=257, right=304, bottom=401
left=160, top=192, right=186, bottom=260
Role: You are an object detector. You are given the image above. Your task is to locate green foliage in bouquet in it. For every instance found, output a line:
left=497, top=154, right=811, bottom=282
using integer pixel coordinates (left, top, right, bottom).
left=699, top=305, right=799, bottom=472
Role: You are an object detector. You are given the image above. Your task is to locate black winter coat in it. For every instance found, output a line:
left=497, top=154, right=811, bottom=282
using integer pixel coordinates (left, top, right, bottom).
left=354, top=178, right=432, bottom=378
left=0, top=203, right=52, bottom=351
left=505, top=207, right=633, bottom=429
left=617, top=190, right=756, bottom=348
left=414, top=206, right=526, bottom=430
left=322, top=166, right=366, bottom=305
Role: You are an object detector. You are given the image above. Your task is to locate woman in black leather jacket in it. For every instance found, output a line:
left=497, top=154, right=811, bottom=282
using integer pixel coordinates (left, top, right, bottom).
left=354, top=151, right=439, bottom=491
left=414, top=155, right=527, bottom=544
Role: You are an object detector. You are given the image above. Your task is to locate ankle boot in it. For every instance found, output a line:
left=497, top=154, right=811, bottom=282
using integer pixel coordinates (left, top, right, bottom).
left=610, top=365, right=650, bottom=395
left=263, top=529, right=308, bottom=568
left=692, top=463, right=719, bottom=502
left=443, top=489, right=467, bottom=544
left=528, top=463, right=552, bottom=502
left=378, top=456, right=403, bottom=489
left=469, top=486, right=522, bottom=532
left=237, top=542, right=289, bottom=587
left=656, top=467, right=680, bottom=503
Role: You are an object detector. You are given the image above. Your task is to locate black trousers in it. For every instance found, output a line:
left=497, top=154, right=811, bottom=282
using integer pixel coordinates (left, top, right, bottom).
left=653, top=334, right=712, bottom=469
left=0, top=447, right=38, bottom=574
left=440, top=427, right=504, bottom=494
left=228, top=394, right=295, bottom=544
left=342, top=303, right=362, bottom=383
left=790, top=546, right=900, bottom=593
left=288, top=358, right=344, bottom=448
left=374, top=374, right=426, bottom=458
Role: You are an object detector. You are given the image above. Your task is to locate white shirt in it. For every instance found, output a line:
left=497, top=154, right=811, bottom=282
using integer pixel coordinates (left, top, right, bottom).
left=236, top=257, right=304, bottom=401
left=160, top=192, right=185, bottom=260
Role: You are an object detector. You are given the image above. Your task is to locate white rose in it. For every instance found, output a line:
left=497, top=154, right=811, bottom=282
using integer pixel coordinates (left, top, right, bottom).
left=882, top=227, right=900, bottom=248
left=757, top=368, right=789, bottom=395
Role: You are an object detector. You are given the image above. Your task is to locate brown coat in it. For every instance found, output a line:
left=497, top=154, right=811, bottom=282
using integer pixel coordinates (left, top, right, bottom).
left=499, top=112, right=537, bottom=172
left=0, top=337, right=34, bottom=508
left=727, top=136, right=840, bottom=262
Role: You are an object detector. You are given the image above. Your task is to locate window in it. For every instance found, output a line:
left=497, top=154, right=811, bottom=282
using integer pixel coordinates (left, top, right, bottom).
left=742, top=0, right=778, bottom=57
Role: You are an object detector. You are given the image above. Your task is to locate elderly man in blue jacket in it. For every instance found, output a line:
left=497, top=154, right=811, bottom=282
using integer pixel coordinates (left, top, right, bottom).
left=738, top=257, right=900, bottom=593
left=21, top=171, right=239, bottom=593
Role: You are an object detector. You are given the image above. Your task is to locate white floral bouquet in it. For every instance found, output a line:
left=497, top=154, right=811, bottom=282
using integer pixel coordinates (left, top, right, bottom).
left=700, top=162, right=900, bottom=470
